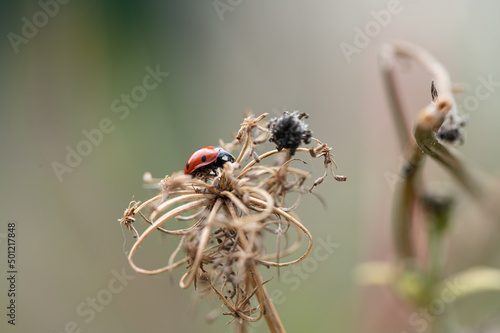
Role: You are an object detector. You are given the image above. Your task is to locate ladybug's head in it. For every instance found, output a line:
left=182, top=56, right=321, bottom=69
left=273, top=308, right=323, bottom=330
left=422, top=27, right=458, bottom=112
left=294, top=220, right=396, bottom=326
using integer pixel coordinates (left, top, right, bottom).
left=216, top=148, right=236, bottom=166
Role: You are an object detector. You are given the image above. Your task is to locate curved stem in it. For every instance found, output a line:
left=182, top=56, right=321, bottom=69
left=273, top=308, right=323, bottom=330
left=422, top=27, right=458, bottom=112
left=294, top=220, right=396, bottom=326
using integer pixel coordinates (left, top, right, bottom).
left=179, top=199, right=223, bottom=289
left=248, top=201, right=313, bottom=267
left=260, top=223, right=303, bottom=261
left=221, top=190, right=250, bottom=215
left=414, top=123, right=485, bottom=198
left=379, top=43, right=411, bottom=148
left=150, top=193, right=212, bottom=220
left=241, top=187, right=275, bottom=224
left=238, top=150, right=280, bottom=178
left=135, top=194, right=162, bottom=212
left=128, top=199, right=211, bottom=275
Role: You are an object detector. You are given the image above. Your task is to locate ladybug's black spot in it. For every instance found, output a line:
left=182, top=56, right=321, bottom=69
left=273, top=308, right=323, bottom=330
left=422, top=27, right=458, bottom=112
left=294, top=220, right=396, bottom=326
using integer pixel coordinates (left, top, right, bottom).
left=185, top=163, right=189, bottom=170
left=201, top=155, right=207, bottom=162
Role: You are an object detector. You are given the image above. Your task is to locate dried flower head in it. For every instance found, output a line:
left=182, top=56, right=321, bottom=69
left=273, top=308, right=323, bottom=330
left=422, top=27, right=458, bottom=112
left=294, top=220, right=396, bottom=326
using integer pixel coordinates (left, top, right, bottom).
left=118, top=112, right=346, bottom=331
left=268, top=111, right=312, bottom=155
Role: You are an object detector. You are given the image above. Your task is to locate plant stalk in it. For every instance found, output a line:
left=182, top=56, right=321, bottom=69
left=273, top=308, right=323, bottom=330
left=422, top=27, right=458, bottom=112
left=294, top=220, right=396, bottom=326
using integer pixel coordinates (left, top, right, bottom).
left=249, top=264, right=286, bottom=333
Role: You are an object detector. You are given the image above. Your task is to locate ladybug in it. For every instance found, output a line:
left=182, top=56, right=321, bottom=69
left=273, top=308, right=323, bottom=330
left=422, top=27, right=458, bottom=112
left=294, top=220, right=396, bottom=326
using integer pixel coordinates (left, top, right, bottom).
left=184, top=146, right=235, bottom=175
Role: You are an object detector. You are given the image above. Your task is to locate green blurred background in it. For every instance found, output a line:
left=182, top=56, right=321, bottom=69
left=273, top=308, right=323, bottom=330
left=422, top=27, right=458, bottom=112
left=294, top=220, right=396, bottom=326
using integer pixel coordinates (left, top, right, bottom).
left=2, top=1, right=500, bottom=332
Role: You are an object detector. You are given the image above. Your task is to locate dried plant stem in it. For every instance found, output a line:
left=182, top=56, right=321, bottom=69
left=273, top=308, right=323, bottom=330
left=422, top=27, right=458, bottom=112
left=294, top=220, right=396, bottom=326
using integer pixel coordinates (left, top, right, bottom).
left=250, top=199, right=314, bottom=268
left=260, top=223, right=303, bottom=261
left=391, top=139, right=426, bottom=263
left=392, top=167, right=419, bottom=263
left=180, top=199, right=223, bottom=289
left=248, top=264, right=286, bottom=333
left=214, top=236, right=284, bottom=330
left=414, top=121, right=500, bottom=221
left=392, top=41, right=454, bottom=104
left=414, top=123, right=484, bottom=197
left=225, top=202, right=285, bottom=333
left=238, top=150, right=281, bottom=178
left=379, top=43, right=412, bottom=148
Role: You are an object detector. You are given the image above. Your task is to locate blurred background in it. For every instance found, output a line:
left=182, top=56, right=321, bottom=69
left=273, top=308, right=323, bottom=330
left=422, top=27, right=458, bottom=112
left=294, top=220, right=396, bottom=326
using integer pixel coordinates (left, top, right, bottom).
left=2, top=0, right=500, bottom=332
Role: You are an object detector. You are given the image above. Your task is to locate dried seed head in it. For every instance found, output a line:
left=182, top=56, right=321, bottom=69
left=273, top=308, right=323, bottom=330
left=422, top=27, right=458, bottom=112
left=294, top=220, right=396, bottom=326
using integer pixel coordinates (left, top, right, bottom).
left=268, top=111, right=312, bottom=155
left=119, top=112, right=346, bottom=327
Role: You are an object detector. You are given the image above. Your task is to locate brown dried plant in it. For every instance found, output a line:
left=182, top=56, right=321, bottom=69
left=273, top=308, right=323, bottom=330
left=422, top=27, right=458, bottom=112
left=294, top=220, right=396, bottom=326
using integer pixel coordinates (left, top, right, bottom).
left=119, top=111, right=346, bottom=333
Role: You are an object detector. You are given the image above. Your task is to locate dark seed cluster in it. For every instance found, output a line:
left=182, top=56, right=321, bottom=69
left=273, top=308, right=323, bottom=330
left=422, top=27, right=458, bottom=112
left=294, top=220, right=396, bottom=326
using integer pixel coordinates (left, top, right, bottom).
left=268, top=111, right=312, bottom=155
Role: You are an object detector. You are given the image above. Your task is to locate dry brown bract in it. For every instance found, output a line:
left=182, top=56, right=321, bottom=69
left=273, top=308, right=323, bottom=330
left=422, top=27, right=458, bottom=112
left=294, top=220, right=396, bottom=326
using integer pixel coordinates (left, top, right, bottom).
left=118, top=112, right=346, bottom=332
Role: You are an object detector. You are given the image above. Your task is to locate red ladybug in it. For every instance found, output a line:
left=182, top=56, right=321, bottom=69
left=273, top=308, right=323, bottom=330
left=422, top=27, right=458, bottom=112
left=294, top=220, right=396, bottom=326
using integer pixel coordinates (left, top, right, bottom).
left=184, top=146, right=235, bottom=175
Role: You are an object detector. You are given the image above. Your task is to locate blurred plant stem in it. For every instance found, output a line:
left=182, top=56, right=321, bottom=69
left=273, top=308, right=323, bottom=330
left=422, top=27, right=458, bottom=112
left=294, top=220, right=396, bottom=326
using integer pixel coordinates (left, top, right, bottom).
left=374, top=40, right=500, bottom=332
left=427, top=215, right=444, bottom=287
left=380, top=40, right=500, bottom=265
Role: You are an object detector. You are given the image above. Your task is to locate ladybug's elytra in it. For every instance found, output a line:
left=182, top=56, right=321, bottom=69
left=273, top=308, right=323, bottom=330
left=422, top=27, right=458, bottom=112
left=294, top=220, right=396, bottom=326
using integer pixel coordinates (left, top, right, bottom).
left=184, top=146, right=235, bottom=175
